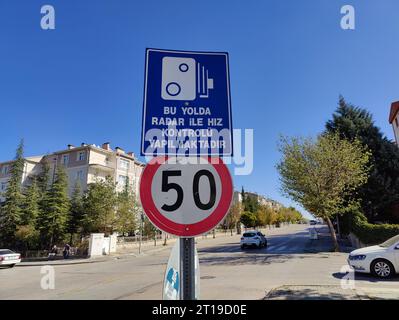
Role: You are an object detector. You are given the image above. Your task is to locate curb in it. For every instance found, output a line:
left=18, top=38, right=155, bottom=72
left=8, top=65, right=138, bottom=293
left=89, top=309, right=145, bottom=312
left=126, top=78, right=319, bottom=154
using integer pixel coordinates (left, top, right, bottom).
left=17, top=258, right=109, bottom=267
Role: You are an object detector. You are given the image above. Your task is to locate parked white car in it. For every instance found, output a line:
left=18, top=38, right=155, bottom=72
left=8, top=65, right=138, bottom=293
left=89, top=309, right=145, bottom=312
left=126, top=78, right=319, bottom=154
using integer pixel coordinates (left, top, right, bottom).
left=240, top=231, right=267, bottom=249
left=0, top=249, right=21, bottom=268
left=348, top=235, right=399, bottom=278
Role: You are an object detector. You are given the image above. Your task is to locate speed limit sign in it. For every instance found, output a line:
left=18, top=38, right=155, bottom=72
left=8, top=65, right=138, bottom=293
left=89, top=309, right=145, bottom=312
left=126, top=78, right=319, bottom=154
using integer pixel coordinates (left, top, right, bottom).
left=139, top=156, right=233, bottom=237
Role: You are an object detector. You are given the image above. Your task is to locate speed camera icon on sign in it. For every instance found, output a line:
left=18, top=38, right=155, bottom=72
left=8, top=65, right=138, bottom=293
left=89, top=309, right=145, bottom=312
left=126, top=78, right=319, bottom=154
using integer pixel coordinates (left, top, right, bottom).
left=161, top=57, right=214, bottom=100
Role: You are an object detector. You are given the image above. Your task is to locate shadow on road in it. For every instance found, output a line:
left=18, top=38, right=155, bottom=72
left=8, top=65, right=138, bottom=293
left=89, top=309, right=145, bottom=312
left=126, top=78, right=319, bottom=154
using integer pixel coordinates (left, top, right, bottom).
left=332, top=272, right=399, bottom=283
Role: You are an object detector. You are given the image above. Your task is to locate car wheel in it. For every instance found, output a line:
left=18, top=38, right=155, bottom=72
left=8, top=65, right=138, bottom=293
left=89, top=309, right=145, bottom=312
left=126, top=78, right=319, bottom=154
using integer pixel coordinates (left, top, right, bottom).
left=371, top=259, right=395, bottom=278
left=8, top=264, right=15, bottom=268
left=240, top=245, right=245, bottom=250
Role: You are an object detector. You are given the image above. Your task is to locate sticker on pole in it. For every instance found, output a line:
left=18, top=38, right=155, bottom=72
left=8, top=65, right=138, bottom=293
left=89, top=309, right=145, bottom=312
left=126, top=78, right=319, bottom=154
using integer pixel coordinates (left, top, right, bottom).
left=141, top=48, right=233, bottom=157
left=139, top=156, right=233, bottom=237
left=163, top=241, right=200, bottom=300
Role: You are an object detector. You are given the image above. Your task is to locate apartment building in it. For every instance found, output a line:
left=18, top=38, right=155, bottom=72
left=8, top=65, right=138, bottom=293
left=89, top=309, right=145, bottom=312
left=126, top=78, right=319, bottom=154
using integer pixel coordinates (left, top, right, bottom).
left=0, top=142, right=145, bottom=202
left=0, top=156, right=43, bottom=201
left=245, top=191, right=283, bottom=211
left=389, top=101, right=399, bottom=145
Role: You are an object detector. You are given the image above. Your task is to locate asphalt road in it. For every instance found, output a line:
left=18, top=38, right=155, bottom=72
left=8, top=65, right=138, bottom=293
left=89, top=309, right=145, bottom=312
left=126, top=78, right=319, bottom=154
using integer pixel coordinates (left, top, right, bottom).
left=1, top=224, right=398, bottom=300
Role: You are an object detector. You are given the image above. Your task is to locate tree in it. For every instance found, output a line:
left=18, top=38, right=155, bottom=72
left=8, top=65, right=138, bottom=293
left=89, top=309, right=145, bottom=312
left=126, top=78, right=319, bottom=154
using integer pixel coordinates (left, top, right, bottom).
left=240, top=211, right=257, bottom=228
left=223, top=202, right=242, bottom=235
left=115, top=179, right=139, bottom=236
left=277, top=133, right=371, bottom=251
left=326, top=97, right=399, bottom=223
left=82, top=176, right=117, bottom=235
left=67, top=181, right=84, bottom=243
left=21, top=177, right=40, bottom=225
left=255, top=205, right=268, bottom=227
left=0, top=139, right=25, bottom=248
left=37, top=158, right=50, bottom=194
left=16, top=177, right=41, bottom=251
left=37, top=165, right=70, bottom=248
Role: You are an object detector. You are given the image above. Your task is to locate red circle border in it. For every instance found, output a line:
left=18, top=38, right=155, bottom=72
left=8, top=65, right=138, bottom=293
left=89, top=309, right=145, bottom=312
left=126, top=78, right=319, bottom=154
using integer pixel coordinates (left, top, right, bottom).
left=139, top=156, right=233, bottom=237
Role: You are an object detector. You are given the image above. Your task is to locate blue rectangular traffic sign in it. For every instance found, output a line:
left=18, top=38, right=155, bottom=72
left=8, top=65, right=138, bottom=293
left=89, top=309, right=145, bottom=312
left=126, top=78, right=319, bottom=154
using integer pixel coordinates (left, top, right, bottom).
left=141, top=48, right=233, bottom=156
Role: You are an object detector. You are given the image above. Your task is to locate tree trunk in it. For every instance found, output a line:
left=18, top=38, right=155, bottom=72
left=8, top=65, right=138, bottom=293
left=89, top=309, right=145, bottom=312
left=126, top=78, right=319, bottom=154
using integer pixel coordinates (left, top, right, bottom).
left=236, top=222, right=241, bottom=235
left=325, top=216, right=340, bottom=252
left=230, top=228, right=233, bottom=236
left=336, top=214, right=342, bottom=239
left=213, top=229, right=216, bottom=239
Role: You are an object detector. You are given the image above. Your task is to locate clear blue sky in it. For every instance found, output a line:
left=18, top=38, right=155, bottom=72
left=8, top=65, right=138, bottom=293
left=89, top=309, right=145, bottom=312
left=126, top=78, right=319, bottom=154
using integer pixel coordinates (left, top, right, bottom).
left=1, top=0, right=399, bottom=219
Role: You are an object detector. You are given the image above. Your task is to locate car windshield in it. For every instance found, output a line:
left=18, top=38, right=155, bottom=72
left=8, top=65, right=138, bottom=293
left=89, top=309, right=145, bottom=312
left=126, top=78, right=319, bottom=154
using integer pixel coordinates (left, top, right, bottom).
left=0, top=249, right=14, bottom=255
left=379, top=235, right=399, bottom=248
left=243, top=233, right=256, bottom=237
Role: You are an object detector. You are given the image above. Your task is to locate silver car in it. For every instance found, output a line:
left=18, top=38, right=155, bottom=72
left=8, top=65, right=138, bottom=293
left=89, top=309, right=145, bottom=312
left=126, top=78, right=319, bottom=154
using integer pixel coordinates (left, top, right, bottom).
left=0, top=249, right=21, bottom=268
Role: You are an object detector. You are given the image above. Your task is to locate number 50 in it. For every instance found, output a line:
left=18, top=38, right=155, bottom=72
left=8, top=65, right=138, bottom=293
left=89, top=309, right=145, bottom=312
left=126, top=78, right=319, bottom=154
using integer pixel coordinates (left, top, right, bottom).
left=161, top=170, right=216, bottom=212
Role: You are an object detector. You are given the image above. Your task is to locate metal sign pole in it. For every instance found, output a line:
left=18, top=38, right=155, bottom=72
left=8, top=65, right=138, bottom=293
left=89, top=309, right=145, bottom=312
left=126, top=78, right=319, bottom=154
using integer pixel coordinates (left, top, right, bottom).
left=180, top=237, right=195, bottom=300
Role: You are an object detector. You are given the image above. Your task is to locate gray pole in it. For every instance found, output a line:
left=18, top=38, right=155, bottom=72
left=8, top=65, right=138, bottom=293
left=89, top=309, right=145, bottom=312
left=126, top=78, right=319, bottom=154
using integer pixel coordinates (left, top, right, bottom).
left=180, top=237, right=195, bottom=300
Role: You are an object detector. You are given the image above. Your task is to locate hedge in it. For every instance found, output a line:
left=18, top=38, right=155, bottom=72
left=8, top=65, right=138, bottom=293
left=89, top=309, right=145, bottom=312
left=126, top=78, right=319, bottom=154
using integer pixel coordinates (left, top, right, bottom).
left=348, top=210, right=399, bottom=245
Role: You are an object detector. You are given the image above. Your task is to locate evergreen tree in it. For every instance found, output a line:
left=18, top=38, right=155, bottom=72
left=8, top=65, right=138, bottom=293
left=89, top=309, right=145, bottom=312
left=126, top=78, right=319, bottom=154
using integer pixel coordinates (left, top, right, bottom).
left=37, top=158, right=50, bottom=194
left=0, top=139, right=25, bottom=247
left=67, top=181, right=84, bottom=243
left=15, top=177, right=41, bottom=251
left=37, top=165, right=70, bottom=248
left=21, top=177, right=40, bottom=225
left=326, top=97, right=399, bottom=223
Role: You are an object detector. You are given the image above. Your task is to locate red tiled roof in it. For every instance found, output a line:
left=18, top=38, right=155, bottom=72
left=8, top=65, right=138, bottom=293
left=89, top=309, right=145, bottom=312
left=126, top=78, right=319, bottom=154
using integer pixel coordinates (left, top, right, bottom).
left=389, top=101, right=399, bottom=124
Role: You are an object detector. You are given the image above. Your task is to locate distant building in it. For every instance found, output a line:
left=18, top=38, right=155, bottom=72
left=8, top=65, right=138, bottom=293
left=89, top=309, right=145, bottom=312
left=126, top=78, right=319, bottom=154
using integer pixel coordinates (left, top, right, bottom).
left=244, top=191, right=283, bottom=211
left=0, top=142, right=144, bottom=203
left=389, top=101, right=399, bottom=145
left=232, top=191, right=242, bottom=205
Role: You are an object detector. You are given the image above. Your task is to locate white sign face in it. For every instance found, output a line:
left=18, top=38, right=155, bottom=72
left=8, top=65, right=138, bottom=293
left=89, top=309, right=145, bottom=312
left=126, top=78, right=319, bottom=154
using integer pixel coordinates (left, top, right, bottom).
left=151, top=158, right=222, bottom=225
left=163, top=241, right=200, bottom=300
left=140, top=156, right=233, bottom=237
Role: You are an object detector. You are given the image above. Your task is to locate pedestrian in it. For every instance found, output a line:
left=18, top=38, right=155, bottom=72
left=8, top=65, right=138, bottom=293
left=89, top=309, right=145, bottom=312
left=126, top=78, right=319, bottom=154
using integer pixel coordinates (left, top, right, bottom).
left=48, top=245, right=58, bottom=260
left=63, top=243, right=70, bottom=259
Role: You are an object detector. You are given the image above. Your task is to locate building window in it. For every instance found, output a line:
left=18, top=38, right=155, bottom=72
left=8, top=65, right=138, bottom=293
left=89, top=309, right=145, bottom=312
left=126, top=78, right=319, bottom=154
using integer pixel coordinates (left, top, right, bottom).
left=1, top=165, right=9, bottom=175
left=119, top=159, right=129, bottom=170
left=118, top=175, right=128, bottom=186
left=395, top=118, right=398, bottom=128
left=63, top=154, right=69, bottom=165
left=77, top=151, right=86, bottom=161
left=76, top=170, right=84, bottom=181
left=1, top=182, right=7, bottom=192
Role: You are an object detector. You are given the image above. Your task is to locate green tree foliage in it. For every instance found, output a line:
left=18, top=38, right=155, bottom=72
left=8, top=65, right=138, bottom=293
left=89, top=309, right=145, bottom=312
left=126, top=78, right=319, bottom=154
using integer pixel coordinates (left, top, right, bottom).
left=0, top=139, right=25, bottom=247
left=143, top=216, right=157, bottom=238
left=21, top=177, right=40, bottom=225
left=37, top=165, right=70, bottom=247
left=242, top=194, right=259, bottom=213
left=115, top=179, right=139, bottom=236
left=240, top=211, right=257, bottom=228
left=37, top=158, right=50, bottom=194
left=326, top=97, right=399, bottom=223
left=16, top=177, right=41, bottom=251
left=82, top=176, right=117, bottom=235
left=67, top=181, right=84, bottom=242
left=277, top=133, right=371, bottom=251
